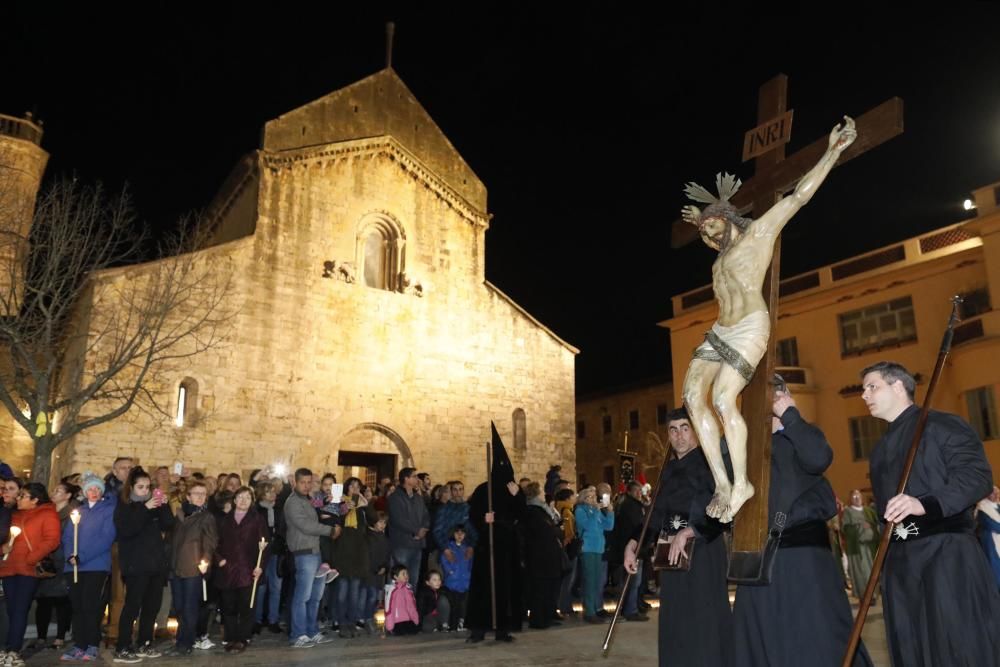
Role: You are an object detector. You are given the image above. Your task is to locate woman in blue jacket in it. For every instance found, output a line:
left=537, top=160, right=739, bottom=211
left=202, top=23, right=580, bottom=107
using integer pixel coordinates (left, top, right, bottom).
left=60, top=472, right=117, bottom=662
left=573, top=486, right=614, bottom=623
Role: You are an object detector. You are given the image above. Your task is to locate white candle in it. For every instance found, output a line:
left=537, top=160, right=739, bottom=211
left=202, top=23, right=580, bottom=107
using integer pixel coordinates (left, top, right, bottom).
left=69, top=510, right=80, bottom=582
left=199, top=559, right=209, bottom=601
left=250, top=538, right=267, bottom=608
left=2, top=526, right=21, bottom=561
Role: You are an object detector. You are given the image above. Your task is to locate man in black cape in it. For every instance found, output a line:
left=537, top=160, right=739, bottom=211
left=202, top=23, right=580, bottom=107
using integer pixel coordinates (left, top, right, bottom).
left=625, top=407, right=732, bottom=666
left=466, top=423, right=526, bottom=642
left=862, top=361, right=1000, bottom=666
left=733, top=380, right=872, bottom=667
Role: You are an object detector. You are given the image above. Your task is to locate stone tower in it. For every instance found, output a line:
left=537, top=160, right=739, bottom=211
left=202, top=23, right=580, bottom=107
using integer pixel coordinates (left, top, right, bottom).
left=0, top=112, right=48, bottom=313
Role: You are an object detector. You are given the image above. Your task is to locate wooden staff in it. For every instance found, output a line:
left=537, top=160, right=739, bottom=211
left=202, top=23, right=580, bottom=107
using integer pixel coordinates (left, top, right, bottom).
left=603, top=451, right=672, bottom=657
left=841, top=296, right=962, bottom=667
left=250, top=537, right=267, bottom=608
left=486, top=440, right=497, bottom=634
left=69, top=509, right=80, bottom=582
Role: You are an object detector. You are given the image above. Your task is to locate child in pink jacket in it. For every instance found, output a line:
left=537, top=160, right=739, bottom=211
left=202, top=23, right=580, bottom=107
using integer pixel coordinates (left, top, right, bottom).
left=384, top=564, right=420, bottom=635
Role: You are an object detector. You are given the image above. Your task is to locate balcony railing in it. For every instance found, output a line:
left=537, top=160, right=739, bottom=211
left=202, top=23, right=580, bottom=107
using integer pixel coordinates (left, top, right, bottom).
left=0, top=113, right=43, bottom=146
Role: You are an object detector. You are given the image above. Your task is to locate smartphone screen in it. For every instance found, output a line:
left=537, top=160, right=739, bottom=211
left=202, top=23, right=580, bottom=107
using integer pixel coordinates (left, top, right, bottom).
left=330, top=483, right=344, bottom=504
left=602, top=493, right=611, bottom=506
left=172, top=461, right=183, bottom=475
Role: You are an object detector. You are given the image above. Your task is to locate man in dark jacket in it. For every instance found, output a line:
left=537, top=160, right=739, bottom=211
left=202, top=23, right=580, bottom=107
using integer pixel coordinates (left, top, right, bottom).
left=612, top=481, right=647, bottom=621
left=387, top=468, right=430, bottom=585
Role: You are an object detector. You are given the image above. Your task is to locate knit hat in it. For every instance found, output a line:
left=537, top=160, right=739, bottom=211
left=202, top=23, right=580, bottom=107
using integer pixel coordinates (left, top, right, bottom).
left=80, top=471, right=105, bottom=496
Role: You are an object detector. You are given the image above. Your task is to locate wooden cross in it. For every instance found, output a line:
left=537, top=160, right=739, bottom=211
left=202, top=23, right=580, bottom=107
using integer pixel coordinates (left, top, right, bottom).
left=674, top=75, right=903, bottom=571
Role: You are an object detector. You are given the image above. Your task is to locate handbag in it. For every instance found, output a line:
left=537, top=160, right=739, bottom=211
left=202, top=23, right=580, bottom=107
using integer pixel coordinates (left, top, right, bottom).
left=652, top=530, right=695, bottom=572
left=22, top=527, right=59, bottom=579
left=727, top=511, right=786, bottom=586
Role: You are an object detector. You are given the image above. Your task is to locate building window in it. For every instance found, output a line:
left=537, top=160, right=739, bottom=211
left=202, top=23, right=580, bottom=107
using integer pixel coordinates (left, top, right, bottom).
left=849, top=415, right=888, bottom=460
left=576, top=420, right=586, bottom=439
left=959, top=287, right=991, bottom=319
left=629, top=410, right=639, bottom=430
left=839, top=296, right=916, bottom=355
left=966, top=386, right=999, bottom=441
left=656, top=404, right=668, bottom=425
left=357, top=214, right=405, bottom=291
left=175, top=378, right=199, bottom=428
left=776, top=337, right=800, bottom=366
left=602, top=415, right=612, bottom=435
left=513, top=408, right=527, bottom=450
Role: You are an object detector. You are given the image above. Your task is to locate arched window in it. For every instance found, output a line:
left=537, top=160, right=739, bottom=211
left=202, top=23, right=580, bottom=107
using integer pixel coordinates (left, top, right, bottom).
left=357, top=213, right=405, bottom=292
left=513, top=408, right=527, bottom=451
left=175, top=377, right=199, bottom=428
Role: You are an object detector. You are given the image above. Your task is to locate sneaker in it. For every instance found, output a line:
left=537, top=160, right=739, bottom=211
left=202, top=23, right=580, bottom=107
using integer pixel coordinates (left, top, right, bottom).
left=290, top=635, right=315, bottom=648
left=161, top=645, right=192, bottom=657
left=193, top=637, right=215, bottom=650
left=5, top=653, right=25, bottom=667
left=61, top=647, right=87, bottom=661
left=310, top=632, right=334, bottom=645
left=324, top=568, right=339, bottom=584
left=136, top=644, right=161, bottom=659
left=267, top=623, right=283, bottom=634
left=457, top=619, right=465, bottom=631
left=315, top=563, right=331, bottom=579
left=112, top=649, right=142, bottom=663
left=441, top=623, right=451, bottom=632
left=363, top=619, right=376, bottom=635
left=82, top=646, right=100, bottom=662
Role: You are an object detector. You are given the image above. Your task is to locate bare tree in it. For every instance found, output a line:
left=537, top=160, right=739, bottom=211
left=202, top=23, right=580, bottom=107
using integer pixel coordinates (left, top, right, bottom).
left=0, top=153, right=235, bottom=482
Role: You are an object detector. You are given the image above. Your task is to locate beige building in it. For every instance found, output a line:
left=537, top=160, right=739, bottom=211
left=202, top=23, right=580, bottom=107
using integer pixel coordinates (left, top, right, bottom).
left=2, top=69, right=578, bottom=486
left=663, top=183, right=1000, bottom=501
left=575, top=377, right=675, bottom=490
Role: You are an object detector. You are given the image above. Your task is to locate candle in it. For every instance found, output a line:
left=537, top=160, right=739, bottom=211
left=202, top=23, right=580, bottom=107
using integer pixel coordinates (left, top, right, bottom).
left=250, top=538, right=267, bottom=608
left=2, top=526, right=21, bottom=561
left=69, top=510, right=80, bottom=582
left=199, top=559, right=209, bottom=601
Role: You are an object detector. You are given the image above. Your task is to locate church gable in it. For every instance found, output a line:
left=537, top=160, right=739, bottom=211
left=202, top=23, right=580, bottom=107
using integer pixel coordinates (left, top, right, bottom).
left=262, top=69, right=486, bottom=213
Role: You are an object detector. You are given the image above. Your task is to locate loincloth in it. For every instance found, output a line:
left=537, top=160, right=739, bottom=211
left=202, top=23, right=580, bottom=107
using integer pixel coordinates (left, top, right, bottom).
left=691, top=310, right=770, bottom=383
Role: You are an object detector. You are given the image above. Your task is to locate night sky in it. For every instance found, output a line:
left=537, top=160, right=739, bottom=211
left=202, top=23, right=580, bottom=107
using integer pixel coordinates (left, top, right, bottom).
left=5, top=7, right=1000, bottom=393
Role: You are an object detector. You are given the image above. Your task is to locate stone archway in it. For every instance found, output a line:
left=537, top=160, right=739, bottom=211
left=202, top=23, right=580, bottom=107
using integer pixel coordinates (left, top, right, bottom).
left=325, top=422, right=414, bottom=472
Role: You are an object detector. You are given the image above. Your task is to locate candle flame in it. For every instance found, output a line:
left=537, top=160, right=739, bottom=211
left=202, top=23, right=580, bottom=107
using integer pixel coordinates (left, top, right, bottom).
left=70, top=509, right=80, bottom=523
left=10, top=526, right=21, bottom=536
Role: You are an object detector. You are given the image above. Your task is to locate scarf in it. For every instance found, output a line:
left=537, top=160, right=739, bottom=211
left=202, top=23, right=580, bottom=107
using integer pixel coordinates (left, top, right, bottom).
left=978, top=498, right=1000, bottom=557
left=131, top=491, right=151, bottom=503
left=528, top=495, right=560, bottom=523
left=344, top=503, right=358, bottom=529
left=182, top=501, right=206, bottom=518
left=258, top=500, right=275, bottom=528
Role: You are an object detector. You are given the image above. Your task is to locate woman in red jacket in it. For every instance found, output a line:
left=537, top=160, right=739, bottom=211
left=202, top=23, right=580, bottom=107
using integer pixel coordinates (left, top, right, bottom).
left=0, top=482, right=61, bottom=665
left=214, top=486, right=268, bottom=653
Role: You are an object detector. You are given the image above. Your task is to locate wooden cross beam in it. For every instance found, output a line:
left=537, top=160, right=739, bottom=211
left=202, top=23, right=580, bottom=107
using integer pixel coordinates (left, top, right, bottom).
left=676, top=75, right=903, bottom=571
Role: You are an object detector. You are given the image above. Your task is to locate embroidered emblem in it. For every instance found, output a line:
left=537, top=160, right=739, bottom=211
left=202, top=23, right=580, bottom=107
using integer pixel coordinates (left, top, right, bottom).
left=893, top=522, right=919, bottom=541
left=669, top=515, right=688, bottom=531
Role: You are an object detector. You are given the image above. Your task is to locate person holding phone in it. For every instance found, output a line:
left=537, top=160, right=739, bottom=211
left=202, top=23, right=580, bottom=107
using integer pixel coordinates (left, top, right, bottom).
left=574, top=486, right=614, bottom=623
left=114, top=466, right=176, bottom=662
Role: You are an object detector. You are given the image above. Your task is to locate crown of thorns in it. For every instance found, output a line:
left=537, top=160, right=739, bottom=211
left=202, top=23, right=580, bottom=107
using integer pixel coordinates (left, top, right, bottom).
left=684, top=173, right=752, bottom=231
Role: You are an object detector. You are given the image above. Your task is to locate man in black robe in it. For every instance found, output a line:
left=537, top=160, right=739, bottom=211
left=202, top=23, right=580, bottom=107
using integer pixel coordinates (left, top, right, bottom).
left=733, top=380, right=872, bottom=667
left=466, top=423, right=526, bottom=642
left=862, top=361, right=1000, bottom=666
left=624, top=407, right=732, bottom=666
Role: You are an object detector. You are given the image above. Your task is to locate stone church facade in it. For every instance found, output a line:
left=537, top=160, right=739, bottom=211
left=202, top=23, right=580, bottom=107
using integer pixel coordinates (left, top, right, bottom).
left=3, top=69, right=578, bottom=486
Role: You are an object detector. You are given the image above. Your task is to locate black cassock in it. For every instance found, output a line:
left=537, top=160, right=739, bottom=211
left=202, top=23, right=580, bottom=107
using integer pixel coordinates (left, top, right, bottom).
left=870, top=404, right=1000, bottom=666
left=641, top=447, right=732, bottom=667
left=465, top=481, right=526, bottom=638
left=733, top=407, right=872, bottom=667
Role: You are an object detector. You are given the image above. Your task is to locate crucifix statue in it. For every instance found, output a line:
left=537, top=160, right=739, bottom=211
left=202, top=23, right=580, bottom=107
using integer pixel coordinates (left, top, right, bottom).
left=680, top=118, right=857, bottom=523
left=674, top=75, right=903, bottom=569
